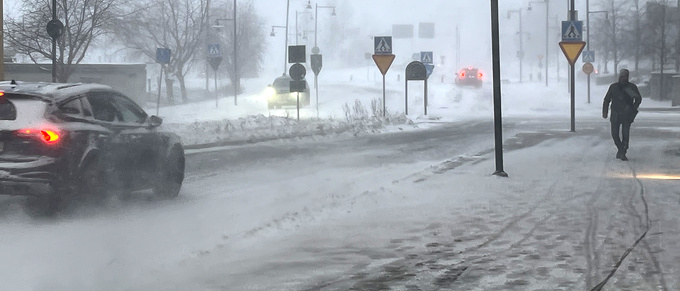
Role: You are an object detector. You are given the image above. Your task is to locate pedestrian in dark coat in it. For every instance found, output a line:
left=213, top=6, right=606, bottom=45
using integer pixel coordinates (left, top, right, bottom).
left=602, top=69, right=642, bottom=161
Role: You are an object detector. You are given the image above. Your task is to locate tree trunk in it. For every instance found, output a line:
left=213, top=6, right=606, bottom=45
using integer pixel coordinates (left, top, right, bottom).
left=177, top=73, right=189, bottom=103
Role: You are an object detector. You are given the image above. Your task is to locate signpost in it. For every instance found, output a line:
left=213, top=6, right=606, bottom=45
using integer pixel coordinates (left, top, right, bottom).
left=289, top=45, right=307, bottom=121
left=311, top=46, right=322, bottom=117
left=420, top=51, right=435, bottom=79
left=155, top=48, right=171, bottom=116
left=405, top=61, right=428, bottom=115
left=207, top=43, right=222, bottom=108
left=372, top=36, right=395, bottom=117
left=582, top=50, right=595, bottom=104
left=559, top=15, right=584, bottom=132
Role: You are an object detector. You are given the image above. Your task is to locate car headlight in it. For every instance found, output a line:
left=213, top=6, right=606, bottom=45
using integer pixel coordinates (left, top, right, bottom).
left=263, top=87, right=276, bottom=100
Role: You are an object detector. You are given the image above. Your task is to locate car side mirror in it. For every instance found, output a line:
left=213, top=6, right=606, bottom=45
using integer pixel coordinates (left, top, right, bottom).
left=148, top=115, right=163, bottom=127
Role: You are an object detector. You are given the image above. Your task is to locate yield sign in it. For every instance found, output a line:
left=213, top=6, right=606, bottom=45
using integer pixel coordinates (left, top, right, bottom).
left=372, top=54, right=395, bottom=76
left=559, top=41, right=586, bottom=65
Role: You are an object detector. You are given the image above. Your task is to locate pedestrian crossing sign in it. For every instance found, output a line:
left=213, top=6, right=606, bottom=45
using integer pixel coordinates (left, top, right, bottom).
left=374, top=36, right=392, bottom=55
left=207, top=43, right=221, bottom=57
left=420, top=51, right=433, bottom=64
left=561, top=21, right=583, bottom=42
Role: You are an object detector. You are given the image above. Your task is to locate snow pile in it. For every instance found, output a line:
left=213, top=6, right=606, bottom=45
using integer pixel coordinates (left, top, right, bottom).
left=169, top=110, right=413, bottom=148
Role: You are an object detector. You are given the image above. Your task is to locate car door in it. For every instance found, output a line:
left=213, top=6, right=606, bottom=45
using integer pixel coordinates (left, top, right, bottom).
left=108, top=93, right=163, bottom=191
left=86, top=90, right=140, bottom=190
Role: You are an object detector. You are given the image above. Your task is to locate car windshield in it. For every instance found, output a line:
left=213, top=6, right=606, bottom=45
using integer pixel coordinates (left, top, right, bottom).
left=2, top=1, right=678, bottom=291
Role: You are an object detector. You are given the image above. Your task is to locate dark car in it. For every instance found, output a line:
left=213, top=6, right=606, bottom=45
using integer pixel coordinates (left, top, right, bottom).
left=264, top=75, right=310, bottom=109
left=0, top=81, right=185, bottom=216
left=455, top=67, right=484, bottom=88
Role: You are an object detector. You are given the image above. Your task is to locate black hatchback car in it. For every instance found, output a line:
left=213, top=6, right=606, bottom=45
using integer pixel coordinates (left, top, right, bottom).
left=0, top=81, right=184, bottom=216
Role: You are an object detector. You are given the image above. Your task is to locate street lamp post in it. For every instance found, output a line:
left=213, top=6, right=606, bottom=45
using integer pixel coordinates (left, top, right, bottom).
left=307, top=1, right=335, bottom=117
left=587, top=8, right=609, bottom=104
left=270, top=25, right=288, bottom=75
left=508, top=9, right=524, bottom=83
left=528, top=0, right=549, bottom=87
left=215, top=15, right=237, bottom=106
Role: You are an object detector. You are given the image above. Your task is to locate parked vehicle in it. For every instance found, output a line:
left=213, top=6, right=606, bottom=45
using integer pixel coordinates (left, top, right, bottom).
left=0, top=81, right=185, bottom=216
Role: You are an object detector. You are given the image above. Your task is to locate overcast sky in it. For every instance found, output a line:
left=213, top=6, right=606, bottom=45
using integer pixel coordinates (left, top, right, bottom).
left=4, top=0, right=591, bottom=76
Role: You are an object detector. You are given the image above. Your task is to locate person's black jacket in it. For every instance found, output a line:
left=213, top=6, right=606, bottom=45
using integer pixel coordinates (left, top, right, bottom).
left=603, top=82, right=642, bottom=123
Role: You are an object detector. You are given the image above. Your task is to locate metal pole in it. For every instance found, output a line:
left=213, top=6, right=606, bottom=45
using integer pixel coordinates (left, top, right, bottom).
left=586, top=0, right=591, bottom=103
left=215, top=69, right=219, bottom=108
left=456, top=25, right=460, bottom=71
left=570, top=0, right=576, bottom=132
left=234, top=0, right=238, bottom=106
left=424, top=79, right=428, bottom=115
left=545, top=0, right=549, bottom=87
left=51, top=0, right=57, bottom=82
left=0, top=0, right=4, bottom=81
left=296, top=92, right=300, bottom=121
left=519, top=10, right=523, bottom=83
left=315, top=4, right=318, bottom=47
left=491, top=0, right=507, bottom=177
left=295, top=10, right=299, bottom=45
left=284, top=0, right=290, bottom=75
left=405, top=79, right=408, bottom=115
left=206, top=0, right=210, bottom=91
left=382, top=74, right=386, bottom=117
left=156, top=65, right=163, bottom=116
left=315, top=77, right=319, bottom=117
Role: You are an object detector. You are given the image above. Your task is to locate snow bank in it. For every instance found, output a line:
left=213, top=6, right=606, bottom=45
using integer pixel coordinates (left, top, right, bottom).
left=170, top=112, right=414, bottom=149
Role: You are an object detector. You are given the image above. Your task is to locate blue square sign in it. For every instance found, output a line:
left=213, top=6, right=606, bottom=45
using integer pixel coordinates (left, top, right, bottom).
left=420, top=51, right=433, bottom=64
left=561, top=21, right=583, bottom=42
left=156, top=48, right=171, bottom=64
left=207, top=43, right=221, bottom=57
left=374, top=36, right=392, bottom=55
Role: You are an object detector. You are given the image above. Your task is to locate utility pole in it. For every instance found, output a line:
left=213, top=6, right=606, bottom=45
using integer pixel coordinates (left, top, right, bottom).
left=205, top=0, right=210, bottom=91
left=284, top=0, right=290, bottom=75
left=545, top=1, right=549, bottom=87
left=0, top=0, right=4, bottom=81
left=587, top=0, right=590, bottom=104
left=51, top=0, right=57, bottom=82
left=233, top=0, right=238, bottom=106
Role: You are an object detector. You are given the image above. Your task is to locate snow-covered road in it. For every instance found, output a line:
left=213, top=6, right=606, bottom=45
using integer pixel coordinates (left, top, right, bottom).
left=2, top=114, right=680, bottom=290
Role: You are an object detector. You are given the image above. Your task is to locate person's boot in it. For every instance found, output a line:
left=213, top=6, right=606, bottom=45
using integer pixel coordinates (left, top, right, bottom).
left=616, top=149, right=622, bottom=159
left=620, top=149, right=628, bottom=161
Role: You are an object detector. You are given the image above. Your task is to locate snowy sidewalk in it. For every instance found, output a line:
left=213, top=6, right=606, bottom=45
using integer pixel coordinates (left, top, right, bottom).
left=142, top=120, right=680, bottom=291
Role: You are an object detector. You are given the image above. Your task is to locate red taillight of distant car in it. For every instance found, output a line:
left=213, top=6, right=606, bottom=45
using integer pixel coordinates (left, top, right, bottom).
left=460, top=71, right=466, bottom=78
left=16, top=128, right=61, bottom=144
left=478, top=72, right=483, bottom=79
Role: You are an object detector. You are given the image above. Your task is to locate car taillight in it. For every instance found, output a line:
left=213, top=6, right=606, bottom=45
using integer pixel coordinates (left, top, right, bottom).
left=460, top=72, right=466, bottom=78
left=16, top=128, right=61, bottom=144
left=478, top=73, right=483, bottom=79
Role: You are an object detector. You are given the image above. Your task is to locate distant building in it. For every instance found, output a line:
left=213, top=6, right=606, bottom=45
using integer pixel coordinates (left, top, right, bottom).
left=3, top=63, right=147, bottom=104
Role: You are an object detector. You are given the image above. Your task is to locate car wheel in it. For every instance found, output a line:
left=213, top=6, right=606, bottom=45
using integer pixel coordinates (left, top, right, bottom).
left=23, top=194, right=59, bottom=217
left=154, top=147, right=184, bottom=199
left=76, top=158, right=108, bottom=203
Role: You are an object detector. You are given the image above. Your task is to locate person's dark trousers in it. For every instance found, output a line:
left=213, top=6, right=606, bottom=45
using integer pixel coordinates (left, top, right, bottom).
left=611, top=119, right=631, bottom=155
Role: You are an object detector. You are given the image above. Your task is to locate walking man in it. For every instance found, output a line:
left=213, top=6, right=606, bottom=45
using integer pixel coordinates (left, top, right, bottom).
left=602, top=69, right=642, bottom=161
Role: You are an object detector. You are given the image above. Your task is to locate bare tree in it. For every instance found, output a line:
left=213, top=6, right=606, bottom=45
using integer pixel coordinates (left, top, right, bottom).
left=4, top=0, right=119, bottom=82
left=113, top=0, right=207, bottom=104
left=209, top=0, right=266, bottom=93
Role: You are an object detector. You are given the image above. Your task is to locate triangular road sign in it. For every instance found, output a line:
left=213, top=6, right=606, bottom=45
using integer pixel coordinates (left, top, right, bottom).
left=559, top=41, right=586, bottom=65
left=372, top=54, right=396, bottom=76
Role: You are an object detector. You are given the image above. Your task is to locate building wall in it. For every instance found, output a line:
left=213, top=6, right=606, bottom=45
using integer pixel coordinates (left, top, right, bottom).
left=3, top=63, right=147, bottom=104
